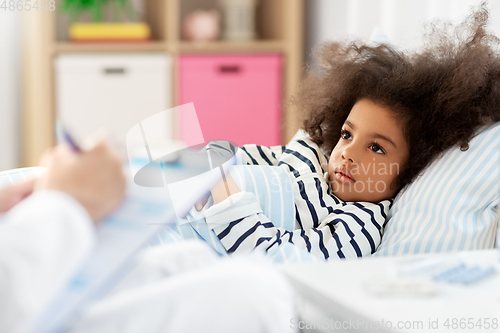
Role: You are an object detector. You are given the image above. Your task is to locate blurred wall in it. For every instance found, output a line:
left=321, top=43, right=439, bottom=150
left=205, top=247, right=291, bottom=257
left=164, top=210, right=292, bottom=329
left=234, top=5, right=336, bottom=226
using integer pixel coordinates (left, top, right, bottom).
left=0, top=11, right=21, bottom=170
left=3, top=1, right=500, bottom=170
left=306, top=0, right=500, bottom=62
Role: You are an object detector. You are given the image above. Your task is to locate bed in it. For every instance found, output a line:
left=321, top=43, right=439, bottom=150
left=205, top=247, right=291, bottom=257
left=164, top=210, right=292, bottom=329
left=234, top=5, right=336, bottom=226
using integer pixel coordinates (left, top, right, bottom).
left=1, top=122, right=499, bottom=262
left=148, top=122, right=500, bottom=262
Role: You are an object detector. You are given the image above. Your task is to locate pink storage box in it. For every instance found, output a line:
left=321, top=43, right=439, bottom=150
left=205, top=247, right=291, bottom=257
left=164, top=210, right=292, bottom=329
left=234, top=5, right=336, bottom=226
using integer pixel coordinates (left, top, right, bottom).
left=179, top=54, right=282, bottom=147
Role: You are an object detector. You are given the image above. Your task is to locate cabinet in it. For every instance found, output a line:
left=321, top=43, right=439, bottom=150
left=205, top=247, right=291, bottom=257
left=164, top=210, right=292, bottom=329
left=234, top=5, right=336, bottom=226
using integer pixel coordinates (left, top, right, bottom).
left=55, top=53, right=171, bottom=145
left=179, top=54, right=282, bottom=146
left=21, top=0, right=304, bottom=166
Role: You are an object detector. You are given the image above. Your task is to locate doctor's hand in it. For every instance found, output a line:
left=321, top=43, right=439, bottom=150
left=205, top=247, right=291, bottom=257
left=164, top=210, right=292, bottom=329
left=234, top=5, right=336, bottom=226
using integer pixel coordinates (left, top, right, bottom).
left=36, top=140, right=126, bottom=223
left=0, top=179, right=36, bottom=213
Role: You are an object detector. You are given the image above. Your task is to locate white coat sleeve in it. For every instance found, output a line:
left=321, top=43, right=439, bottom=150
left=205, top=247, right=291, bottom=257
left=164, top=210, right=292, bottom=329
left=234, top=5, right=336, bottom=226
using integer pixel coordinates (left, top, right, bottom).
left=0, top=190, right=96, bottom=333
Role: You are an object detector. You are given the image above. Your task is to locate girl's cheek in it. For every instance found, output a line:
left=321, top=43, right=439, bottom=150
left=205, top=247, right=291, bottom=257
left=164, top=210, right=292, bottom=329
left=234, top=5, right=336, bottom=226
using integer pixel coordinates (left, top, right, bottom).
left=390, top=162, right=404, bottom=176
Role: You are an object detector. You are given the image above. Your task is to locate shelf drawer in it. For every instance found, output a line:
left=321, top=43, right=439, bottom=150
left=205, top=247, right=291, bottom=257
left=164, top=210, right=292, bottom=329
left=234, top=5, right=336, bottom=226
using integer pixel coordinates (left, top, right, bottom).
left=55, top=53, right=171, bottom=145
left=179, top=54, right=282, bottom=147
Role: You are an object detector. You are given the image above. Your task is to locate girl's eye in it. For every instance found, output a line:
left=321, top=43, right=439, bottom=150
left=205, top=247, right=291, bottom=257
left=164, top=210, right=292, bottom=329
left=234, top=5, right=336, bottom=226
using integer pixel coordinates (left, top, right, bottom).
left=370, top=143, right=385, bottom=154
left=340, top=130, right=351, bottom=140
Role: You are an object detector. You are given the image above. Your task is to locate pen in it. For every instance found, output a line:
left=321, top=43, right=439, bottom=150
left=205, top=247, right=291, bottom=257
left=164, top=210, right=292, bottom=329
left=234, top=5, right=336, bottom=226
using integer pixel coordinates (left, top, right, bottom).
left=56, top=122, right=81, bottom=152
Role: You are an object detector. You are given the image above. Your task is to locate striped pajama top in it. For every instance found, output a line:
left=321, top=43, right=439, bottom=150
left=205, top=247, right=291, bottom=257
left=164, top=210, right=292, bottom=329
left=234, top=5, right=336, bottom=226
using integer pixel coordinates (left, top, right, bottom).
left=203, top=136, right=392, bottom=260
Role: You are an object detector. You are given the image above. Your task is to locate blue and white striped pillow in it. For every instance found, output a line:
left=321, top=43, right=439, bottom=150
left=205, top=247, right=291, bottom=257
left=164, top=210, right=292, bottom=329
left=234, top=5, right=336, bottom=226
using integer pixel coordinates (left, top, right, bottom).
left=375, top=122, right=500, bottom=256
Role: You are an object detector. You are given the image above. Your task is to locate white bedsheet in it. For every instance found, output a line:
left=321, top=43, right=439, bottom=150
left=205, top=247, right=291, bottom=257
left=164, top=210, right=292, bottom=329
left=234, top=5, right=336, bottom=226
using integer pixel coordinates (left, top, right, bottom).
left=68, top=240, right=297, bottom=333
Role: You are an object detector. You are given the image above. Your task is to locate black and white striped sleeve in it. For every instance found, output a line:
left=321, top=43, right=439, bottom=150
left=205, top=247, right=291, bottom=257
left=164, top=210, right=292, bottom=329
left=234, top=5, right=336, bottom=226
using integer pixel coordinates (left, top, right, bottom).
left=237, top=144, right=285, bottom=166
left=204, top=190, right=391, bottom=259
left=205, top=140, right=285, bottom=166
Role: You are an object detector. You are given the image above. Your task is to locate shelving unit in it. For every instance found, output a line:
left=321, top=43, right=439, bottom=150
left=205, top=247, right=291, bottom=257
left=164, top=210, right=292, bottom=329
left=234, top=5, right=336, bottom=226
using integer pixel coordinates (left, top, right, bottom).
left=21, top=0, right=304, bottom=166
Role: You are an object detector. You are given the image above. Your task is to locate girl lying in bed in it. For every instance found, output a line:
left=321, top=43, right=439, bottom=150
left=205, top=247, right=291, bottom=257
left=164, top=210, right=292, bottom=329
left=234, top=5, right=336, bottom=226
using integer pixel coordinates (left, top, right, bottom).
left=197, top=5, right=500, bottom=260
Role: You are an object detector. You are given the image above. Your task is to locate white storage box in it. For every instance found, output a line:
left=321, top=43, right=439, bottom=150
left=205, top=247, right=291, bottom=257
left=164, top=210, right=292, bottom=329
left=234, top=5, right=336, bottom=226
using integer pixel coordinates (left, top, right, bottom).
left=55, top=53, right=171, bottom=146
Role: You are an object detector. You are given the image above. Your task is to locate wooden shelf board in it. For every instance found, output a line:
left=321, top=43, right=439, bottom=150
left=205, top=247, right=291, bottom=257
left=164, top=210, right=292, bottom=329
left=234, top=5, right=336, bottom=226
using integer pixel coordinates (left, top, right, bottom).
left=54, top=41, right=169, bottom=53
left=53, top=40, right=285, bottom=54
left=178, top=40, right=285, bottom=53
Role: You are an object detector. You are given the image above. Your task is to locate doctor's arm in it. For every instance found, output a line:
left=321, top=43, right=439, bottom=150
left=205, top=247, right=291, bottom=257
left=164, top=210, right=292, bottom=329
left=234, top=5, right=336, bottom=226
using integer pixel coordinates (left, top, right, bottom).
left=0, top=141, right=126, bottom=333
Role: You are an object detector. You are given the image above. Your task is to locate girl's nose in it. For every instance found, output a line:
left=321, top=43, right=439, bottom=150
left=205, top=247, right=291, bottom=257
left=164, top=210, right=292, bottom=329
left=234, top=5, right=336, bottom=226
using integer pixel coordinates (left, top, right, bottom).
left=341, top=146, right=355, bottom=163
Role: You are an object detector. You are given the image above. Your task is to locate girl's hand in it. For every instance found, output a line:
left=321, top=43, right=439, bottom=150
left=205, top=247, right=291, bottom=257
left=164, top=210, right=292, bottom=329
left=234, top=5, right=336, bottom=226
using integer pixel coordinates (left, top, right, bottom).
left=195, top=194, right=210, bottom=211
left=194, top=173, right=240, bottom=211
left=194, top=140, right=240, bottom=209
left=210, top=173, right=240, bottom=204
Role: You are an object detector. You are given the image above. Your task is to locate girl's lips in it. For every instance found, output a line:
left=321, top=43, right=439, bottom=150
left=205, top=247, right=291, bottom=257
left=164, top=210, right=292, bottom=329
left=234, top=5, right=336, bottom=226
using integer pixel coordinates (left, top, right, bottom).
left=334, top=171, right=355, bottom=183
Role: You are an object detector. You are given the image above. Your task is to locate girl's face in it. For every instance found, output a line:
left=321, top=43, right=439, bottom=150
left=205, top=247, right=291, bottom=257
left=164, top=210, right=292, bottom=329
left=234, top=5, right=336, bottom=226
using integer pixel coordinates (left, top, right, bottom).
left=328, top=99, right=409, bottom=202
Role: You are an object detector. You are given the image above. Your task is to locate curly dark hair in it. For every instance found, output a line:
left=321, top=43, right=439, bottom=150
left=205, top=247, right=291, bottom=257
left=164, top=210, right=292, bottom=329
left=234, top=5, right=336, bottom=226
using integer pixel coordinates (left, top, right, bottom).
left=294, top=2, right=500, bottom=194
